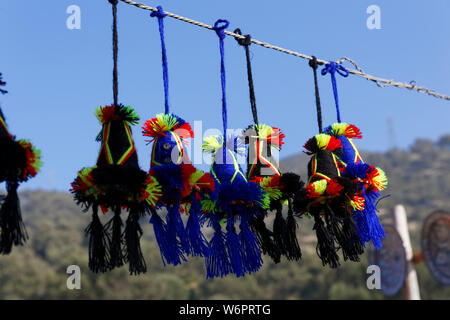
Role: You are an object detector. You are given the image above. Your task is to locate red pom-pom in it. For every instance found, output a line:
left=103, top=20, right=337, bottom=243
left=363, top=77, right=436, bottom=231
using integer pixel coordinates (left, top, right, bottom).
left=344, top=125, right=362, bottom=139
left=325, top=179, right=344, bottom=196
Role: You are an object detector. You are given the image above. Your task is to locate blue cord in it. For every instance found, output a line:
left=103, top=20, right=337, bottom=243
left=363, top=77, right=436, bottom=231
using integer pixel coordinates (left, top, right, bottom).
left=213, top=19, right=230, bottom=163
left=151, top=6, right=170, bottom=114
left=321, top=61, right=349, bottom=123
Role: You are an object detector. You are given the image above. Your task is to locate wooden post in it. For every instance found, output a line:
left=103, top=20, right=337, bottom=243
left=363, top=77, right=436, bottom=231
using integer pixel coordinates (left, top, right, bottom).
left=393, top=204, right=421, bottom=300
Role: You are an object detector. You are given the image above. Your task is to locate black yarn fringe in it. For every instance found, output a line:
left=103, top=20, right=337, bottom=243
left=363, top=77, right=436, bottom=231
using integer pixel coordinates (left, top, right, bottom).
left=0, top=181, right=28, bottom=254
left=85, top=205, right=111, bottom=273
left=325, top=204, right=364, bottom=262
left=105, top=207, right=125, bottom=269
left=273, top=206, right=289, bottom=257
left=313, top=212, right=340, bottom=268
left=250, top=212, right=281, bottom=263
left=284, top=203, right=302, bottom=261
left=124, top=207, right=147, bottom=275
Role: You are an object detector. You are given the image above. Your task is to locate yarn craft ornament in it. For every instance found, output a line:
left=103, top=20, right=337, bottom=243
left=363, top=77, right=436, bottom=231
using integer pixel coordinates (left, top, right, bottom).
left=244, top=124, right=304, bottom=263
left=293, top=58, right=364, bottom=267
left=295, top=133, right=365, bottom=267
left=142, top=6, right=214, bottom=266
left=200, top=20, right=269, bottom=279
left=0, top=73, right=42, bottom=254
left=321, top=61, right=387, bottom=249
left=233, top=29, right=304, bottom=264
left=71, top=0, right=162, bottom=275
left=324, top=123, right=387, bottom=249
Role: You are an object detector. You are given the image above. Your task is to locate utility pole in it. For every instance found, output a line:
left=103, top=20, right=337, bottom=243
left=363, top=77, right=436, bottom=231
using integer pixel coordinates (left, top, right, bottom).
left=393, top=205, right=421, bottom=300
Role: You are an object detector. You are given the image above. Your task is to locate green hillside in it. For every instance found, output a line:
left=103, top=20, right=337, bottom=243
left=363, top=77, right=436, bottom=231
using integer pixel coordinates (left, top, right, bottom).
left=0, top=136, right=449, bottom=299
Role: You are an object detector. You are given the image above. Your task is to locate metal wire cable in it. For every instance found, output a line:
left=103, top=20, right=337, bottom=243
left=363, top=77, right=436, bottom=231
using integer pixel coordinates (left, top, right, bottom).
left=120, top=0, right=450, bottom=101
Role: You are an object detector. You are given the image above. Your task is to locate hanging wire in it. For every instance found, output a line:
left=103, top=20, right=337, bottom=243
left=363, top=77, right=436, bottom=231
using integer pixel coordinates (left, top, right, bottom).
left=118, top=0, right=450, bottom=102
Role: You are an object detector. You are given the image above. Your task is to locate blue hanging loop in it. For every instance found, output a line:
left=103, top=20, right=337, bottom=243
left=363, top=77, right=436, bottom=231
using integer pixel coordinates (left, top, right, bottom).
left=151, top=6, right=170, bottom=114
left=213, top=19, right=230, bottom=164
left=321, top=61, right=349, bottom=123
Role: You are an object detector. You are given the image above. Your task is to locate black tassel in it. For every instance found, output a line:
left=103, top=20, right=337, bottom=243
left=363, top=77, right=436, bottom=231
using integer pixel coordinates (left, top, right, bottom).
left=250, top=211, right=281, bottom=264
left=284, top=201, right=302, bottom=261
left=85, top=204, right=111, bottom=273
left=312, top=212, right=340, bottom=268
left=326, top=204, right=364, bottom=262
left=106, top=206, right=125, bottom=269
left=273, top=206, right=289, bottom=257
left=124, top=207, right=147, bottom=275
left=0, top=181, right=28, bottom=254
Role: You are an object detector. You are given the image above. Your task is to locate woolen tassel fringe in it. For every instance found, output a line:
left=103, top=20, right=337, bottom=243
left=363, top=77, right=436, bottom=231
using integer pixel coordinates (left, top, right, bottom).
left=273, top=207, right=288, bottom=256
left=85, top=205, right=110, bottom=273
left=124, top=207, right=147, bottom=275
left=239, top=213, right=263, bottom=274
left=341, top=215, right=364, bottom=262
left=226, top=213, right=245, bottom=277
left=0, top=182, right=28, bottom=254
left=325, top=204, right=363, bottom=262
left=150, top=209, right=185, bottom=266
left=106, top=207, right=125, bottom=269
left=206, top=217, right=232, bottom=279
left=186, top=200, right=210, bottom=257
left=250, top=212, right=281, bottom=263
left=354, top=192, right=385, bottom=249
left=285, top=205, right=302, bottom=261
left=313, top=213, right=340, bottom=268
left=166, top=204, right=190, bottom=254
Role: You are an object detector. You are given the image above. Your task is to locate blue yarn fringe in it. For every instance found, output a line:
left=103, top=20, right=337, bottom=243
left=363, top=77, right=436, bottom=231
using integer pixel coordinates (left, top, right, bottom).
left=150, top=210, right=185, bottom=266
left=206, top=217, right=232, bottom=279
left=166, top=204, right=190, bottom=254
left=239, top=212, right=263, bottom=274
left=186, top=199, right=210, bottom=257
left=225, top=213, right=245, bottom=277
left=354, top=190, right=385, bottom=249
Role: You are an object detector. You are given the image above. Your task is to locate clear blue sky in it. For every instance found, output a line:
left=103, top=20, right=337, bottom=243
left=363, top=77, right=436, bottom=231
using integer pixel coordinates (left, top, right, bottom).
left=1, top=0, right=449, bottom=191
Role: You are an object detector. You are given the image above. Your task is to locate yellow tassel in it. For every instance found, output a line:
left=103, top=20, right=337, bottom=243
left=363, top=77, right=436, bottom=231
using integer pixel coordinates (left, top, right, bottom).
left=330, top=123, right=350, bottom=136
left=315, top=134, right=332, bottom=150
left=202, top=135, right=223, bottom=154
left=371, top=167, right=388, bottom=191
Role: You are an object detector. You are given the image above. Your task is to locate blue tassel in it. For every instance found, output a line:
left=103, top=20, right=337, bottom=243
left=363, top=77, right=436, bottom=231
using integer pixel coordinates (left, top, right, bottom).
left=166, top=203, right=190, bottom=254
left=239, top=212, right=263, bottom=274
left=206, top=216, right=232, bottom=279
left=186, top=199, right=210, bottom=257
left=354, top=190, right=385, bottom=249
left=225, top=212, right=245, bottom=277
left=150, top=210, right=185, bottom=266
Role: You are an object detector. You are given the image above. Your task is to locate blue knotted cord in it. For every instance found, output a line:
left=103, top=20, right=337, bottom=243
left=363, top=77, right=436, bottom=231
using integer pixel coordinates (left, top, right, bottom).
left=321, top=61, right=349, bottom=123
left=213, top=19, right=230, bottom=164
left=151, top=6, right=170, bottom=114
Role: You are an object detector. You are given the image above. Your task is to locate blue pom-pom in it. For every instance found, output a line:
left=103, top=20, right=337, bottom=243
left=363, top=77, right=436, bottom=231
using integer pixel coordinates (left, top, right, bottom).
left=345, top=162, right=371, bottom=179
